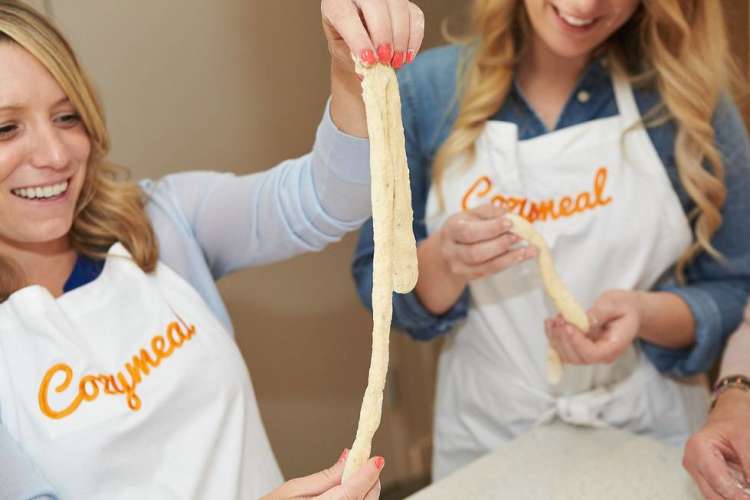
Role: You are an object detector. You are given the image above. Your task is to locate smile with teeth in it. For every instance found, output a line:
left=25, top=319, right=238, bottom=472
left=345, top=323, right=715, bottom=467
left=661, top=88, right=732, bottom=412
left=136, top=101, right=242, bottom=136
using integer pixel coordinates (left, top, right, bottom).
left=556, top=7, right=596, bottom=27
left=12, top=180, right=69, bottom=200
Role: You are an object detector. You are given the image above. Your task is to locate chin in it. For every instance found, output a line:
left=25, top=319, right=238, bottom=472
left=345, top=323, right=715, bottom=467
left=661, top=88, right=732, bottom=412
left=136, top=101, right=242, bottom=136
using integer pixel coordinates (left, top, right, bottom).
left=543, top=36, right=599, bottom=60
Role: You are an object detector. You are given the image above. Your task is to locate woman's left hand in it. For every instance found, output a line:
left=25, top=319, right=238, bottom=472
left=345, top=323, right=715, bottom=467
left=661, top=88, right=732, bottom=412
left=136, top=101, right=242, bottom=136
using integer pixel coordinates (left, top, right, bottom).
left=545, top=290, right=644, bottom=365
left=320, top=1, right=425, bottom=137
left=322, top=0, right=425, bottom=73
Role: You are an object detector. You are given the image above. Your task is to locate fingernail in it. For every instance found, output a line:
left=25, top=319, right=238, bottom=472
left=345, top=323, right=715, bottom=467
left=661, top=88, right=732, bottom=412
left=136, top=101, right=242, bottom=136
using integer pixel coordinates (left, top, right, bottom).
left=377, top=43, right=393, bottom=64
left=406, top=50, right=415, bottom=64
left=360, top=48, right=377, bottom=66
left=392, top=51, right=405, bottom=69
left=356, top=74, right=364, bottom=82
left=374, top=456, right=385, bottom=470
left=503, top=220, right=513, bottom=229
left=338, top=448, right=349, bottom=463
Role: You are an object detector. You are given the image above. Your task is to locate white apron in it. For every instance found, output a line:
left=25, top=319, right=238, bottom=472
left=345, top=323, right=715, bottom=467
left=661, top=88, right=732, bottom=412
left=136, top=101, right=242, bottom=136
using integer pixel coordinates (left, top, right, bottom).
left=0, top=243, right=283, bottom=499
left=425, top=74, right=709, bottom=479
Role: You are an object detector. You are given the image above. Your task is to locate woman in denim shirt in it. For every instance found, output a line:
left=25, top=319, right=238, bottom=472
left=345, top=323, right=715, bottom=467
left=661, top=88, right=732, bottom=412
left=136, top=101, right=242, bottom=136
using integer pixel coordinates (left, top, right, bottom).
left=352, top=0, right=750, bottom=480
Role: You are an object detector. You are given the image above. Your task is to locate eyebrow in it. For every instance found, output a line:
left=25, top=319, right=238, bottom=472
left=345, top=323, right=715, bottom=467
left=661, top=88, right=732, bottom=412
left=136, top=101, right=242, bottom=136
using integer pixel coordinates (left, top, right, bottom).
left=0, top=96, right=71, bottom=113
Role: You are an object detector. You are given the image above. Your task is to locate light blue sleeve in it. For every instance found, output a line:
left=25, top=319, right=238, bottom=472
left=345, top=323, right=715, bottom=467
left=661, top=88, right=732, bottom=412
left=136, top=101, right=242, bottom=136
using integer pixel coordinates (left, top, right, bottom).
left=0, top=424, right=57, bottom=499
left=141, top=99, right=371, bottom=279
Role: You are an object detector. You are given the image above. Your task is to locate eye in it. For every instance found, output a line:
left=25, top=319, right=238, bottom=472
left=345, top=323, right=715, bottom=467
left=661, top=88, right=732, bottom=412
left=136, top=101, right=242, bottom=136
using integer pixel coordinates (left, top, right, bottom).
left=0, top=123, right=18, bottom=140
left=54, top=112, right=81, bottom=127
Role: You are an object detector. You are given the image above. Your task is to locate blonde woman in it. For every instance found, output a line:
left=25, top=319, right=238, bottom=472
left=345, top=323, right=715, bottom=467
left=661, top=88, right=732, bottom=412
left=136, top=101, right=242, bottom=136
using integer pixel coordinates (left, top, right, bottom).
left=352, top=0, right=750, bottom=480
left=0, top=0, right=425, bottom=498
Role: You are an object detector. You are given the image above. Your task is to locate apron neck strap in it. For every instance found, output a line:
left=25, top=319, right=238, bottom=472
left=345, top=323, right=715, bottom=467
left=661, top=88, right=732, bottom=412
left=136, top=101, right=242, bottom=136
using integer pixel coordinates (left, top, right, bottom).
left=611, top=71, right=642, bottom=126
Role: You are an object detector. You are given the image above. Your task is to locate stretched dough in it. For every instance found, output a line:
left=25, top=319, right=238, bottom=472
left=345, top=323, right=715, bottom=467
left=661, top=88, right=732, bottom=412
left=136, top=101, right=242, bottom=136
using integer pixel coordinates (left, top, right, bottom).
left=343, top=61, right=418, bottom=480
left=506, top=214, right=589, bottom=384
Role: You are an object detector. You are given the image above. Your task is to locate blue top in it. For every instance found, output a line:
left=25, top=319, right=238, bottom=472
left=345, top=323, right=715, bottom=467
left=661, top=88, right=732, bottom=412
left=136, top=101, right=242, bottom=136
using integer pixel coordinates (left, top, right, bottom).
left=2, top=102, right=372, bottom=499
left=62, top=255, right=104, bottom=293
left=352, top=44, right=750, bottom=377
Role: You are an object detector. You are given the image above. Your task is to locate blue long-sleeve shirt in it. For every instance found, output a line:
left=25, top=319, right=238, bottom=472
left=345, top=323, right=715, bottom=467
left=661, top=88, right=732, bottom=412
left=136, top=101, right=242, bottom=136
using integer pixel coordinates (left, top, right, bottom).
left=1, top=101, right=371, bottom=499
left=352, top=44, right=750, bottom=377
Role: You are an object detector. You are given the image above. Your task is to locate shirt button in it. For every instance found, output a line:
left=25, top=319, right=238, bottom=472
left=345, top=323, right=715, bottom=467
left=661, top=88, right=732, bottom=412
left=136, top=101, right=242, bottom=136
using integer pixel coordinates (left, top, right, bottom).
left=577, top=90, right=591, bottom=103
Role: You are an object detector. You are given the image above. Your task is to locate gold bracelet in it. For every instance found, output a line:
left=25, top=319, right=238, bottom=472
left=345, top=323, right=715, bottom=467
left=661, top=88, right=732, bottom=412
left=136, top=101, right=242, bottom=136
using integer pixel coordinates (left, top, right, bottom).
left=710, top=374, right=750, bottom=410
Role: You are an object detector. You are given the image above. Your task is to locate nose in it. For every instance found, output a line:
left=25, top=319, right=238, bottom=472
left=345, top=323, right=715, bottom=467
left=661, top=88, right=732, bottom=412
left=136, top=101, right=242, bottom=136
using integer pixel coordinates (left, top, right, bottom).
left=29, top=123, right=70, bottom=171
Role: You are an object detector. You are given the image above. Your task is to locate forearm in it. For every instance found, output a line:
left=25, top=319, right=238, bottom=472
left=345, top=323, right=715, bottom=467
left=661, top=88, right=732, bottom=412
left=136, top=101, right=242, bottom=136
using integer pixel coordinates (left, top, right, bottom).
left=414, top=232, right=467, bottom=315
left=330, top=63, right=367, bottom=138
left=636, top=291, right=695, bottom=349
left=720, top=320, right=750, bottom=379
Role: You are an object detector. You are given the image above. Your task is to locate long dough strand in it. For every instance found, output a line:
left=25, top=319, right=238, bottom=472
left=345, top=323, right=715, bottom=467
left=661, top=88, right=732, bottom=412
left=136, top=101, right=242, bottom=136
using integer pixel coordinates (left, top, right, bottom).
left=343, top=61, right=417, bottom=480
left=506, top=214, right=589, bottom=384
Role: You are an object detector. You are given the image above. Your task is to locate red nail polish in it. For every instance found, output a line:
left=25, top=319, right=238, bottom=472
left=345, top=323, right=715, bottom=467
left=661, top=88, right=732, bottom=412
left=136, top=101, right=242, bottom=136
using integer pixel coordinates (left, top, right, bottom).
left=406, top=50, right=415, bottom=64
left=360, top=48, right=377, bottom=66
left=377, top=43, right=393, bottom=65
left=356, top=74, right=364, bottom=82
left=374, top=456, right=385, bottom=470
left=338, top=448, right=349, bottom=464
left=392, top=51, right=405, bottom=69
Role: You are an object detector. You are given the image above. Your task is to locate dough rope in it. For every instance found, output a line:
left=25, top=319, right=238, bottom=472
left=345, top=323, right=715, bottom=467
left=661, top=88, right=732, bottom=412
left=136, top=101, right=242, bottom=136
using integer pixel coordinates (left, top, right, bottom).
left=343, top=61, right=418, bottom=480
left=506, top=214, right=589, bottom=384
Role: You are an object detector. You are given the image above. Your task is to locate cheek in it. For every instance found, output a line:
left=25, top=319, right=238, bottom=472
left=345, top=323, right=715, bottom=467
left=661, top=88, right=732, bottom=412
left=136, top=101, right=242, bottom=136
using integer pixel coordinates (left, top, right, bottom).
left=69, top=130, right=92, bottom=165
left=606, top=0, right=640, bottom=29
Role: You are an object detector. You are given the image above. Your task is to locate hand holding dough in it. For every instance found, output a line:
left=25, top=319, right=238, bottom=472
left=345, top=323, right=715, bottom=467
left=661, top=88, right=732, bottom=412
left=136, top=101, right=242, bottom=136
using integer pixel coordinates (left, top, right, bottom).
left=506, top=214, right=589, bottom=384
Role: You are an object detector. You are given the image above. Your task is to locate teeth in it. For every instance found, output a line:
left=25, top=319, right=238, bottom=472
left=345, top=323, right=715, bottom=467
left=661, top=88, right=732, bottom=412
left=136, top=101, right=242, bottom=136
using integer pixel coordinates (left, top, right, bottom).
left=559, top=11, right=594, bottom=26
left=12, top=181, right=68, bottom=200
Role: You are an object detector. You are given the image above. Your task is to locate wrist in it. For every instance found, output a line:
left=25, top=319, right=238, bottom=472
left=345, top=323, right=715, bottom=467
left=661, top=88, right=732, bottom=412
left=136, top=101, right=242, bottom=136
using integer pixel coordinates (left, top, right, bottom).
left=433, top=231, right=468, bottom=291
left=330, top=63, right=366, bottom=138
left=711, top=374, right=750, bottom=411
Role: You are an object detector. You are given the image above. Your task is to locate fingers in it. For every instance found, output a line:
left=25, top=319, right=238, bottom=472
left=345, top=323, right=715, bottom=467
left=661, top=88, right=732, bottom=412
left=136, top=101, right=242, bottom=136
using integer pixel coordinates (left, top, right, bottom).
left=320, top=456, right=384, bottom=500
left=279, top=449, right=347, bottom=497
left=323, top=0, right=377, bottom=65
left=470, top=202, right=507, bottom=220
left=406, top=2, right=425, bottom=63
left=700, top=449, right=750, bottom=499
left=453, top=232, right=517, bottom=262
left=444, top=203, right=509, bottom=245
left=546, top=317, right=584, bottom=364
left=363, top=480, right=382, bottom=500
left=692, top=472, right=725, bottom=500
left=353, top=0, right=420, bottom=68
left=355, top=0, right=394, bottom=64
left=447, top=243, right=534, bottom=279
left=447, top=217, right=511, bottom=245
left=546, top=314, right=626, bottom=365
left=385, top=0, right=410, bottom=68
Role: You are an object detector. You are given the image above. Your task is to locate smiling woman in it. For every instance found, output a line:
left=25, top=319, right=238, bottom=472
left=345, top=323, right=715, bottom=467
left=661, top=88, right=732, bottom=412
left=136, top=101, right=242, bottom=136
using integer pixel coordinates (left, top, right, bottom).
left=0, top=15, right=157, bottom=301
left=351, top=0, right=750, bottom=482
left=0, top=0, right=426, bottom=499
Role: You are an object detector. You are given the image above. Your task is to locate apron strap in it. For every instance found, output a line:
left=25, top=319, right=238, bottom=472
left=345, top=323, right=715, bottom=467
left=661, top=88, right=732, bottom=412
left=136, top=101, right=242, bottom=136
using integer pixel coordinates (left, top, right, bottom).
left=611, top=71, right=642, bottom=127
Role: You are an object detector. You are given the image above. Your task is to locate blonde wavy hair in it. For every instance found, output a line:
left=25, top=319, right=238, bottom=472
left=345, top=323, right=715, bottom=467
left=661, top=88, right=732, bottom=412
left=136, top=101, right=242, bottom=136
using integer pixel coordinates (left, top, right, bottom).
left=0, top=0, right=157, bottom=302
left=435, top=0, right=742, bottom=283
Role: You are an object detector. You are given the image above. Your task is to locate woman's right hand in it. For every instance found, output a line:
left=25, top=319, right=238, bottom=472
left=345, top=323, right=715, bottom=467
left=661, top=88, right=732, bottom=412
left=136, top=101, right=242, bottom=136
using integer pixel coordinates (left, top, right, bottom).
left=437, top=203, right=536, bottom=280
left=415, top=203, right=537, bottom=314
left=262, top=450, right=383, bottom=500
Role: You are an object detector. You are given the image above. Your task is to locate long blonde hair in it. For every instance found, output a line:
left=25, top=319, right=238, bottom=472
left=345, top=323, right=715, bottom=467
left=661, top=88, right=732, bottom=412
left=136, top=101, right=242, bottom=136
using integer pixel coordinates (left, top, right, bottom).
left=0, top=0, right=157, bottom=302
left=435, top=0, right=741, bottom=282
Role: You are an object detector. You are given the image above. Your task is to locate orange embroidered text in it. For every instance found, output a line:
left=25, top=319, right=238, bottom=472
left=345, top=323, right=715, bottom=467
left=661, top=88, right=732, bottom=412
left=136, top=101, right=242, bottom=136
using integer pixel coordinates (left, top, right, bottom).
left=461, top=167, right=613, bottom=222
left=38, top=320, right=196, bottom=420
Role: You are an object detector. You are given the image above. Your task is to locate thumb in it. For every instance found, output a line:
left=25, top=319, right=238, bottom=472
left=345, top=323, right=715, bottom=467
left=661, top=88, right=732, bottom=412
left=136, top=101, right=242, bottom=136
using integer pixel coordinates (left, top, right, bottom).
left=334, top=457, right=385, bottom=499
left=588, top=295, right=625, bottom=328
left=284, top=449, right=348, bottom=498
